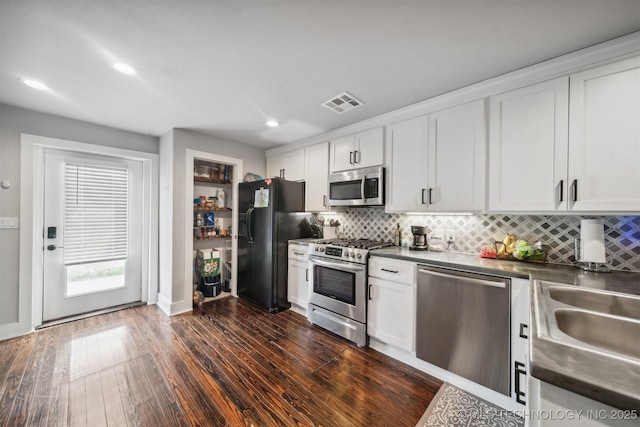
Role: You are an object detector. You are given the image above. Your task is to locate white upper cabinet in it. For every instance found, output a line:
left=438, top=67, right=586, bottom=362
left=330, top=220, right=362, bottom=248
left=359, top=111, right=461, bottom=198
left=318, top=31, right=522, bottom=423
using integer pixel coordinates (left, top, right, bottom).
left=304, top=142, right=329, bottom=212
left=428, top=100, right=486, bottom=212
left=329, top=127, right=384, bottom=172
left=266, top=149, right=305, bottom=181
left=386, top=100, right=486, bottom=213
left=489, top=56, right=640, bottom=213
left=489, top=77, right=569, bottom=212
left=568, top=56, right=640, bottom=212
left=386, top=116, right=430, bottom=212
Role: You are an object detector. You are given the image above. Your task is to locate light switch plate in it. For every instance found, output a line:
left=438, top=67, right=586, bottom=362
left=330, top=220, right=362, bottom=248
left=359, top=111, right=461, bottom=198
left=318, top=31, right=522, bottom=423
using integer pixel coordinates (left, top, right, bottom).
left=0, top=217, right=19, bottom=228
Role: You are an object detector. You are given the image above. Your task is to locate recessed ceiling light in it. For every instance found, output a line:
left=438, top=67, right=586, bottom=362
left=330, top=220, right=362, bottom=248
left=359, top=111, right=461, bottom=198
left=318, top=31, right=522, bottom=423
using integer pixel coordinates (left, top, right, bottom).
left=21, top=79, right=49, bottom=90
left=266, top=120, right=280, bottom=128
left=111, top=62, right=137, bottom=75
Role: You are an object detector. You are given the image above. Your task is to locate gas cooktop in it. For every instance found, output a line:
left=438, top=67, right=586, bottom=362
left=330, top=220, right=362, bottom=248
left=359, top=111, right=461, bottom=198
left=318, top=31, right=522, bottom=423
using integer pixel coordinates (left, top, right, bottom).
left=309, top=239, right=393, bottom=264
left=313, top=238, right=393, bottom=250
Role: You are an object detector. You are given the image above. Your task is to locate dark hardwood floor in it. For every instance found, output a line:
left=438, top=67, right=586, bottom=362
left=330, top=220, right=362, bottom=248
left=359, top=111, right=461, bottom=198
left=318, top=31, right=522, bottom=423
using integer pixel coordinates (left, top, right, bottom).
left=0, top=296, right=442, bottom=426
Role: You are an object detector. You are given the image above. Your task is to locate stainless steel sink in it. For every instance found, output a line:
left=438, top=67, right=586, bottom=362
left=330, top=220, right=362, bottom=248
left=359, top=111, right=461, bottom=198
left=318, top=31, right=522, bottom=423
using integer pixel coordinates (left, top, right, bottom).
left=549, top=286, right=640, bottom=319
left=535, top=281, right=640, bottom=362
left=554, top=309, right=640, bottom=359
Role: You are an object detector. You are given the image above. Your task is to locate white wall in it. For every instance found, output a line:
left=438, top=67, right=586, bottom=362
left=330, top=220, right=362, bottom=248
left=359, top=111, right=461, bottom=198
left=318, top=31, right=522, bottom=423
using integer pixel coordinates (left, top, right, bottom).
left=158, top=131, right=174, bottom=313
left=157, top=128, right=265, bottom=313
left=0, top=103, right=158, bottom=337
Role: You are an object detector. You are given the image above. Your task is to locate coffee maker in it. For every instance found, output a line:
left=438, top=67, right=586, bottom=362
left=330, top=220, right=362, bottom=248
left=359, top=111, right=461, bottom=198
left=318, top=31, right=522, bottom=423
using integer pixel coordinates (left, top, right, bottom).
left=410, top=226, right=429, bottom=251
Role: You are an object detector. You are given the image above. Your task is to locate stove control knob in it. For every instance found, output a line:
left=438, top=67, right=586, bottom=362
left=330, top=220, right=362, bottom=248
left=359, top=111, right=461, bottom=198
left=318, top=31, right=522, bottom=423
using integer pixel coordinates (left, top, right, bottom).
left=350, top=251, right=356, bottom=258
left=319, top=247, right=325, bottom=252
left=356, top=253, right=362, bottom=260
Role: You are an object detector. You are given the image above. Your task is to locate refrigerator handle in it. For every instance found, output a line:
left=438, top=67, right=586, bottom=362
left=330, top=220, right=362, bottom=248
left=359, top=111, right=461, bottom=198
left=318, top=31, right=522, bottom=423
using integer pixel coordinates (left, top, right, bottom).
left=246, top=208, right=254, bottom=244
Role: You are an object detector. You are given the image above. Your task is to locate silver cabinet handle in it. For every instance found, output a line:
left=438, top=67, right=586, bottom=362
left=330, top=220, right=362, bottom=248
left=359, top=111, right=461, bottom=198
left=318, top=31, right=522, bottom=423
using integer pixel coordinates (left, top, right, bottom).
left=293, top=252, right=305, bottom=256
left=381, top=268, right=399, bottom=274
left=428, top=188, right=433, bottom=204
left=323, top=195, right=327, bottom=207
left=354, top=150, right=360, bottom=164
left=369, top=284, right=373, bottom=300
left=349, top=151, right=354, bottom=164
left=571, top=179, right=578, bottom=202
left=305, top=269, right=309, bottom=282
left=421, top=189, right=427, bottom=204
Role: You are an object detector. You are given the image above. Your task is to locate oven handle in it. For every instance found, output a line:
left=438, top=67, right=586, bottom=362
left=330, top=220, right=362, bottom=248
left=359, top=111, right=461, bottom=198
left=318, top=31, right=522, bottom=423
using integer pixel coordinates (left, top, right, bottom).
left=309, top=257, right=366, bottom=273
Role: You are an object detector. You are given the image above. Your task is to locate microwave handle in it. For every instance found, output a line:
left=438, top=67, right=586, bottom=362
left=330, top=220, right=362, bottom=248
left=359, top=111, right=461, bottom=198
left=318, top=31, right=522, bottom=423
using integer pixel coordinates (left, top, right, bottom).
left=361, top=177, right=366, bottom=200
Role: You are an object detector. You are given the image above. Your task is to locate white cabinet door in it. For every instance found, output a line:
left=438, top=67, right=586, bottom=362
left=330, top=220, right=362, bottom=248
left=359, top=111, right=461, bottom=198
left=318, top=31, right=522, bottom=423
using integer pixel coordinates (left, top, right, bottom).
left=367, top=277, right=415, bottom=352
left=267, top=150, right=305, bottom=181
left=428, top=100, right=486, bottom=212
left=568, top=56, right=640, bottom=212
left=354, top=127, right=384, bottom=169
left=283, top=150, right=305, bottom=181
left=287, top=258, right=309, bottom=315
left=329, top=135, right=355, bottom=173
left=489, top=77, right=569, bottom=212
left=266, top=156, right=285, bottom=179
left=510, top=278, right=530, bottom=406
left=386, top=116, right=429, bottom=212
left=304, top=142, right=329, bottom=212
left=330, top=128, right=384, bottom=172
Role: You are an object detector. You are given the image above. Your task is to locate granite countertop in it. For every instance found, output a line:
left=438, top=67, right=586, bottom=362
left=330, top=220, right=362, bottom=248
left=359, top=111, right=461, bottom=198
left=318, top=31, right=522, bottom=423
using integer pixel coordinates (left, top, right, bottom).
left=370, top=247, right=640, bottom=294
left=370, top=247, right=640, bottom=409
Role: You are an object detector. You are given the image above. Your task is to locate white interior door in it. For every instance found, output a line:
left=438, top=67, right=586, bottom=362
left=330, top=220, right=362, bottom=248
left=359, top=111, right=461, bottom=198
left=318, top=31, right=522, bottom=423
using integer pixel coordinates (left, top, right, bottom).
left=43, top=149, right=143, bottom=321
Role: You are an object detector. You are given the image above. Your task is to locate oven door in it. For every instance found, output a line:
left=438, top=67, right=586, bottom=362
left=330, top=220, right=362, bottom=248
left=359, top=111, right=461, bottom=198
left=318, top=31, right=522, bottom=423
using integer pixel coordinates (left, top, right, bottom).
left=308, top=256, right=366, bottom=323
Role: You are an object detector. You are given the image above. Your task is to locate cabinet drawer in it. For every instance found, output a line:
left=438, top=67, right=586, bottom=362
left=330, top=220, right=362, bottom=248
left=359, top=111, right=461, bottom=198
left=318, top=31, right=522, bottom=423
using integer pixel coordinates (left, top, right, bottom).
left=288, top=244, right=309, bottom=261
left=369, top=257, right=415, bottom=283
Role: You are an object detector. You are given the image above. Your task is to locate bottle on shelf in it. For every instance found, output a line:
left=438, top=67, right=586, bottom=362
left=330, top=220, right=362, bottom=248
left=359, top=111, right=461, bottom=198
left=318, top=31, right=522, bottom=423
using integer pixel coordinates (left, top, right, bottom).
left=395, top=223, right=401, bottom=246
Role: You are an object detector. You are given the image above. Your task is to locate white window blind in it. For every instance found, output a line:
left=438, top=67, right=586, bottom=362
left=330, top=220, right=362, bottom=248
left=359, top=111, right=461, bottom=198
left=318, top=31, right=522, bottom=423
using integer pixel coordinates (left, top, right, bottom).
left=64, top=163, right=129, bottom=265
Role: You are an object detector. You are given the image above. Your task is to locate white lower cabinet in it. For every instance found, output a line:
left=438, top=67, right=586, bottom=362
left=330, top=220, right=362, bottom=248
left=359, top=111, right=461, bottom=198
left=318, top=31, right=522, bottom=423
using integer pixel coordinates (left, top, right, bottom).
left=367, top=257, right=416, bottom=352
left=287, top=244, right=309, bottom=316
left=510, top=278, right=530, bottom=406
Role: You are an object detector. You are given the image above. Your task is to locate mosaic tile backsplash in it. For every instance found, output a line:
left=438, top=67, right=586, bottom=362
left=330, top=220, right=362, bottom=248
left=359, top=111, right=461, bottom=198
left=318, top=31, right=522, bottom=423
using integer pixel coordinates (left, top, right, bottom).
left=320, top=209, right=640, bottom=273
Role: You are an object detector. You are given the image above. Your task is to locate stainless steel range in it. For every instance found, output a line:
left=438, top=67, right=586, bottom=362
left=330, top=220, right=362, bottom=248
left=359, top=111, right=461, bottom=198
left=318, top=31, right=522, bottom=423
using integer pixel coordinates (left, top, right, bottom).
left=308, top=238, right=393, bottom=346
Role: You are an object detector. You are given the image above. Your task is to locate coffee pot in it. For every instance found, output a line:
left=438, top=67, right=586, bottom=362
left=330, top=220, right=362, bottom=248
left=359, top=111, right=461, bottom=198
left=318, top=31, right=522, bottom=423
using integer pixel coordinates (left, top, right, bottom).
left=410, top=226, right=429, bottom=251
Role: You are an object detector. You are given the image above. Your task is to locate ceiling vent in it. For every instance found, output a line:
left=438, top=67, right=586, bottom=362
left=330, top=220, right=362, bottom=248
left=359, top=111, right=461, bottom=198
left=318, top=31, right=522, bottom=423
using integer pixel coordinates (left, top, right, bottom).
left=321, top=91, right=364, bottom=114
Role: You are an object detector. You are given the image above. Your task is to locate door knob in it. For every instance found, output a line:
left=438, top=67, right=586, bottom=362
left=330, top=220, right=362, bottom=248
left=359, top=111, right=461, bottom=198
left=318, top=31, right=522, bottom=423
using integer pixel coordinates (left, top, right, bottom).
left=47, top=244, right=56, bottom=251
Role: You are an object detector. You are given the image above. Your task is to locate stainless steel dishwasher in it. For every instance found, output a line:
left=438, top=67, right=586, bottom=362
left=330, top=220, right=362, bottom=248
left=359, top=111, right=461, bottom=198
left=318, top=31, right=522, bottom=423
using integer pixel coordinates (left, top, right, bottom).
left=416, top=265, right=511, bottom=396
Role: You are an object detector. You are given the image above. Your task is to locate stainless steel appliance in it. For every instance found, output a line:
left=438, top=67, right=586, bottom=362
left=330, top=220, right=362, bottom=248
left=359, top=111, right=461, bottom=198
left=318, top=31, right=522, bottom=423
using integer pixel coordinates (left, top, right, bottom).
left=410, top=225, right=429, bottom=251
left=237, top=178, right=313, bottom=312
left=308, top=238, right=392, bottom=346
left=416, top=265, right=511, bottom=396
left=327, top=166, right=384, bottom=207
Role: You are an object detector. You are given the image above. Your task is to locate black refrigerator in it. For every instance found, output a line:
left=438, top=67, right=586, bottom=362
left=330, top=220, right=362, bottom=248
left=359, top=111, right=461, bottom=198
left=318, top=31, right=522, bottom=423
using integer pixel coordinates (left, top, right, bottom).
left=237, top=178, right=313, bottom=312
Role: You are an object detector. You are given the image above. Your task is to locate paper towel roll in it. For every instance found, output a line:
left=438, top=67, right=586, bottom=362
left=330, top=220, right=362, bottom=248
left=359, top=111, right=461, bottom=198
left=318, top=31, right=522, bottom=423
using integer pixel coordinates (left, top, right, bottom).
left=580, top=219, right=606, bottom=263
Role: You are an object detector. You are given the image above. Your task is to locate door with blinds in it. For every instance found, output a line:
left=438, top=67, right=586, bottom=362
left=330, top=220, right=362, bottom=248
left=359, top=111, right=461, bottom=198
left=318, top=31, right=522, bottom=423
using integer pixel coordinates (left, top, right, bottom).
left=42, top=149, right=143, bottom=321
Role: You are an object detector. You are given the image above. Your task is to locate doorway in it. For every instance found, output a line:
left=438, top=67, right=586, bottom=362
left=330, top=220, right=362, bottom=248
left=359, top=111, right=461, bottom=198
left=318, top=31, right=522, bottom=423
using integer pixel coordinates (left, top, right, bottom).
left=42, top=149, right=144, bottom=321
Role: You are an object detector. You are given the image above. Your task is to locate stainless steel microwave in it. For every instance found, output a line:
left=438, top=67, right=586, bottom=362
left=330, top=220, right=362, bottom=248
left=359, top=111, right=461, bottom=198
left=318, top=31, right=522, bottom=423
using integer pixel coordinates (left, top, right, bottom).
left=328, top=166, right=385, bottom=207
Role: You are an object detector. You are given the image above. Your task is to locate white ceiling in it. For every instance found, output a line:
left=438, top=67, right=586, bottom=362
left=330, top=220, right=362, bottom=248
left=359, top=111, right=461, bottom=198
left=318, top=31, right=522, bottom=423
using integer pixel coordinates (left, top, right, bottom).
left=1, top=1, right=639, bottom=149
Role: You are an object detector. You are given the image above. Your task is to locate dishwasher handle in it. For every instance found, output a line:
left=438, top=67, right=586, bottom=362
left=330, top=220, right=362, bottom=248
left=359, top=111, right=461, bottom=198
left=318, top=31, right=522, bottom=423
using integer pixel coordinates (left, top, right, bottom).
left=418, top=268, right=507, bottom=289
